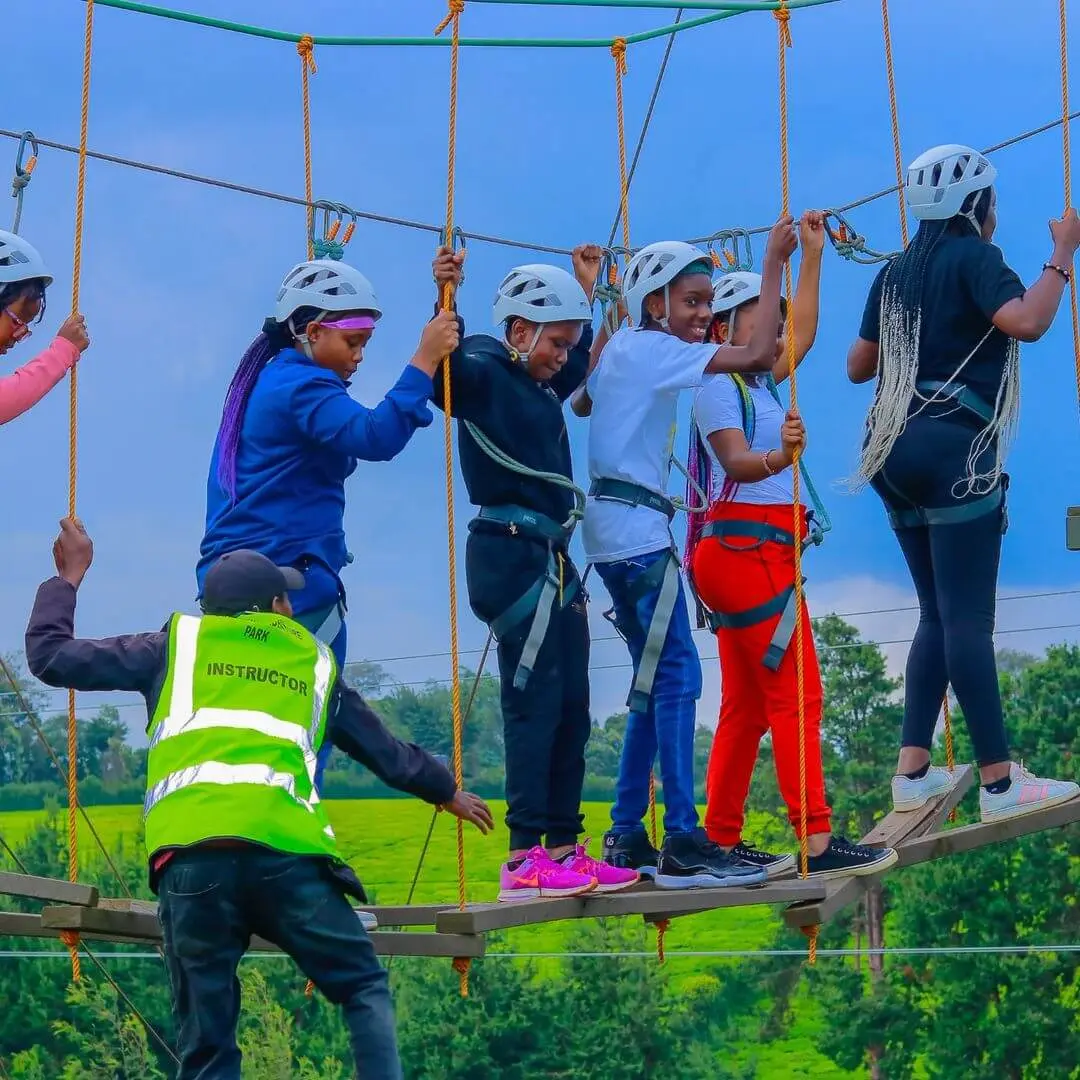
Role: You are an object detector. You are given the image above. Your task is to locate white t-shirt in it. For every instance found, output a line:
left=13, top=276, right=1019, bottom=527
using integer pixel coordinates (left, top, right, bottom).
left=693, top=374, right=800, bottom=506
left=583, top=327, right=720, bottom=563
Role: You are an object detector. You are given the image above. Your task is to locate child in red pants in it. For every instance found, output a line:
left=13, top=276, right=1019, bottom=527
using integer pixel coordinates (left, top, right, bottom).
left=686, top=223, right=898, bottom=879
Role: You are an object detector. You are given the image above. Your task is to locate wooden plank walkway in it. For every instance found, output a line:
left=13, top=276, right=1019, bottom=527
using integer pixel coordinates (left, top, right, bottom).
left=0, top=872, right=99, bottom=907
left=784, top=769, right=974, bottom=930
left=39, top=905, right=485, bottom=959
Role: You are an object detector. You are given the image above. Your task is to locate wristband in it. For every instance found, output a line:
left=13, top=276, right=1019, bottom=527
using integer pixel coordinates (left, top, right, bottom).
left=1044, top=262, right=1072, bottom=282
left=762, top=450, right=777, bottom=477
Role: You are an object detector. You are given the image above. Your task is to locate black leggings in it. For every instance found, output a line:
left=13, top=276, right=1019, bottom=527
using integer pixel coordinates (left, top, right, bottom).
left=466, top=529, right=591, bottom=851
left=871, top=411, right=1010, bottom=767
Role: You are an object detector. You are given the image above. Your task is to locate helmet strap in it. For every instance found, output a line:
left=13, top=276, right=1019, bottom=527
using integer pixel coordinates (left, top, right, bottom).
left=290, top=309, right=329, bottom=360
left=656, top=284, right=672, bottom=331
left=504, top=323, right=543, bottom=363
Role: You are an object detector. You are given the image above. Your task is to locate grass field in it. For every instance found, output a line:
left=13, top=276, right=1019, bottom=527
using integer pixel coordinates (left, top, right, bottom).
left=0, top=800, right=860, bottom=1077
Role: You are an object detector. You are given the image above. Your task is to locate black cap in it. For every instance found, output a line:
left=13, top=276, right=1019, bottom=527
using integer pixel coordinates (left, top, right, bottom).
left=201, top=550, right=305, bottom=616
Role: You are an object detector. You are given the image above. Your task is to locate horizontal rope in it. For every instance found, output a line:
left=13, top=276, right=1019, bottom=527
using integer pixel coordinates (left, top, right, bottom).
left=3, top=105, right=1076, bottom=266
left=5, top=942, right=1080, bottom=960
left=80, top=0, right=836, bottom=48
left=2, top=614, right=1077, bottom=718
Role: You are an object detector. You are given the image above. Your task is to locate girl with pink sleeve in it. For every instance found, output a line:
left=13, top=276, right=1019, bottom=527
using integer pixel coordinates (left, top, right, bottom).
left=0, top=230, right=89, bottom=425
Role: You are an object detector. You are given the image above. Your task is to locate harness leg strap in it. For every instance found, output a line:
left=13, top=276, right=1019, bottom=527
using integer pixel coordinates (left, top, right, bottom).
left=762, top=581, right=803, bottom=672
left=626, top=552, right=680, bottom=714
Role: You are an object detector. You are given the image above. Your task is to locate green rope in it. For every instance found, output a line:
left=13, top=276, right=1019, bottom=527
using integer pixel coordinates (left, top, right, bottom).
left=81, top=0, right=839, bottom=48
left=462, top=420, right=586, bottom=529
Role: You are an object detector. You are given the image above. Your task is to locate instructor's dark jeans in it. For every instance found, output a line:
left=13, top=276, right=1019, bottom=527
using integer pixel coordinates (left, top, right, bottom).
left=158, top=847, right=401, bottom=1080
left=871, top=410, right=1010, bottom=766
left=467, top=529, right=591, bottom=851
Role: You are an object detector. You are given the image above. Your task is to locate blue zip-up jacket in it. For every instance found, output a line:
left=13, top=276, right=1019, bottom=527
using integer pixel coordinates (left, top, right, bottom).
left=197, top=348, right=434, bottom=593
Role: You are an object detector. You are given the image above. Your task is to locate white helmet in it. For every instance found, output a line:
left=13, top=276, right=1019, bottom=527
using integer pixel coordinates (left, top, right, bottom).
left=905, top=144, right=997, bottom=223
left=711, top=271, right=761, bottom=316
left=492, top=264, right=591, bottom=327
left=274, top=259, right=382, bottom=325
left=623, top=240, right=711, bottom=328
left=0, top=229, right=52, bottom=288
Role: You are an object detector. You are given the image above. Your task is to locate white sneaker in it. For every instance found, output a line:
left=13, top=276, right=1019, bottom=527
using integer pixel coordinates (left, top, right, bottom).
left=980, top=762, right=1080, bottom=824
left=891, top=764, right=962, bottom=812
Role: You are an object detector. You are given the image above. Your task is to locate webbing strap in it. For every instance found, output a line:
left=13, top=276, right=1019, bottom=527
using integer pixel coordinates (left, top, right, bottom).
left=700, top=519, right=796, bottom=548
left=625, top=551, right=680, bottom=714
left=591, top=478, right=676, bottom=521
left=489, top=549, right=580, bottom=691
left=295, top=600, right=345, bottom=648
left=915, top=379, right=995, bottom=425
left=707, top=579, right=804, bottom=671
left=476, top=504, right=571, bottom=545
left=886, top=484, right=1004, bottom=531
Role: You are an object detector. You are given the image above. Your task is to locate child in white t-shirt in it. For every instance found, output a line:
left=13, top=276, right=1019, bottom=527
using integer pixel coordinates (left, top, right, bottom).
left=585, top=216, right=797, bottom=890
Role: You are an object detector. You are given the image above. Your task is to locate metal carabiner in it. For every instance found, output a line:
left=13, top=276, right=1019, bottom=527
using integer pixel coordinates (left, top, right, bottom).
left=11, top=130, right=39, bottom=234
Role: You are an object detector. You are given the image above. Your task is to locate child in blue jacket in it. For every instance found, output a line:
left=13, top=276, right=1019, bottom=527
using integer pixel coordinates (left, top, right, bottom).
left=198, top=258, right=458, bottom=783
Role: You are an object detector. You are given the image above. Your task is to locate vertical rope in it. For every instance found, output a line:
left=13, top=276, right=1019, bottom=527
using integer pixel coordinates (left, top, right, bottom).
left=1059, top=0, right=1080, bottom=413
left=297, top=35, right=317, bottom=260
left=611, top=38, right=631, bottom=258
left=774, top=3, right=810, bottom=903
left=879, top=0, right=908, bottom=248
left=881, top=0, right=956, bottom=772
left=65, top=0, right=96, bottom=985
left=435, top=0, right=469, bottom=999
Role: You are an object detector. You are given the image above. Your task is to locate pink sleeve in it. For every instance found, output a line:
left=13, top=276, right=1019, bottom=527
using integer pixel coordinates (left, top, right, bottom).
left=0, top=337, right=79, bottom=425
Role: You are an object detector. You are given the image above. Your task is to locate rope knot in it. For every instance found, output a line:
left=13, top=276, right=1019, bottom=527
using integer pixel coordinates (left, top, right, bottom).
left=773, top=3, right=792, bottom=47
left=655, top=918, right=671, bottom=965
left=297, top=35, right=317, bottom=74
left=453, top=956, right=472, bottom=997
left=435, top=0, right=466, bottom=37
left=611, top=37, right=628, bottom=75
left=801, top=923, right=820, bottom=966
left=313, top=236, right=346, bottom=261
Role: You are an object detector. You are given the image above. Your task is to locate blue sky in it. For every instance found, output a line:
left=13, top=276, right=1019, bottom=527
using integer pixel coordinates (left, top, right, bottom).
left=4, top=0, right=1080, bottom=740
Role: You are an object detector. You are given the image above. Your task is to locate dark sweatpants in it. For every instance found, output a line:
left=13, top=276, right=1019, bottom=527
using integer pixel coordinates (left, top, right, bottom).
left=871, top=409, right=1011, bottom=766
left=466, top=528, right=591, bottom=851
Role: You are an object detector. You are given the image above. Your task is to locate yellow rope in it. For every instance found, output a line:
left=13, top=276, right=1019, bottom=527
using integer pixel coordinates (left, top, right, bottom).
left=63, top=0, right=96, bottom=985
left=1060, top=0, right=1080, bottom=415
left=435, top=0, right=469, bottom=1000
left=879, top=0, right=908, bottom=248
left=774, top=4, right=811, bottom=921
left=611, top=38, right=631, bottom=257
left=943, top=696, right=957, bottom=823
left=297, top=35, right=317, bottom=260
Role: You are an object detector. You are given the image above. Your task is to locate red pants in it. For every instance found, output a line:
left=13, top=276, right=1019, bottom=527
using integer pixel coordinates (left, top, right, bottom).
left=690, top=501, right=830, bottom=845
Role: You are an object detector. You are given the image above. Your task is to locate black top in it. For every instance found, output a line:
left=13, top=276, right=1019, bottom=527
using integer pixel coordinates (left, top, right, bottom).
left=859, top=232, right=1026, bottom=408
left=25, top=577, right=457, bottom=900
left=433, top=323, right=593, bottom=528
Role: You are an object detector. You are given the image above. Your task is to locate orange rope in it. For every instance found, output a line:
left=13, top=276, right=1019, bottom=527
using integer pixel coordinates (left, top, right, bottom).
left=943, top=696, right=957, bottom=823
left=297, top=35, right=317, bottom=260
left=435, top=0, right=469, bottom=999
left=774, top=3, right=810, bottom=909
left=65, top=0, right=96, bottom=985
left=1060, top=0, right=1080, bottom=412
left=802, top=924, right=819, bottom=965
left=655, top=918, right=670, bottom=964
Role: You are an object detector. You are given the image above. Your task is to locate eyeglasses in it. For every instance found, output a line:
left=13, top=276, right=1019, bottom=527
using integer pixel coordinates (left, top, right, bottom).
left=2, top=307, right=31, bottom=342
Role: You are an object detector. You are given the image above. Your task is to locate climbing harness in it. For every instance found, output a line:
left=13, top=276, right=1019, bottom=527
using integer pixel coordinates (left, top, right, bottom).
left=687, top=373, right=830, bottom=671
left=10, top=131, right=38, bottom=234
left=464, top=420, right=587, bottom=692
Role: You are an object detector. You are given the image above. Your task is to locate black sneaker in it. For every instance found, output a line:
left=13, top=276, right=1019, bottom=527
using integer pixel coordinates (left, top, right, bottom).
left=602, top=829, right=659, bottom=879
left=655, top=828, right=769, bottom=890
left=805, top=837, right=899, bottom=879
left=731, top=841, right=796, bottom=879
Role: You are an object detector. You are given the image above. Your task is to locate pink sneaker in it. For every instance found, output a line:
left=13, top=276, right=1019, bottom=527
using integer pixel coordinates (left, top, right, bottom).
left=560, top=840, right=640, bottom=893
left=497, top=846, right=597, bottom=903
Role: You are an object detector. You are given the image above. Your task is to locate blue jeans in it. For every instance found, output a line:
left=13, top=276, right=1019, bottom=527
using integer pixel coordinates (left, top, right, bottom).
left=158, top=847, right=401, bottom=1080
left=291, top=561, right=348, bottom=788
left=596, top=549, right=702, bottom=837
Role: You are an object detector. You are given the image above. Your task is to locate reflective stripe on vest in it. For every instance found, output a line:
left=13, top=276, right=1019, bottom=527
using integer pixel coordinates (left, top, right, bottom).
left=143, top=613, right=339, bottom=857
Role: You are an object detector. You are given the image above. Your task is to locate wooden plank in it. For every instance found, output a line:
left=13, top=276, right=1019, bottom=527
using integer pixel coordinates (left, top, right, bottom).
left=0, top=911, right=156, bottom=947
left=96, top=897, right=446, bottom=929
left=435, top=879, right=827, bottom=935
left=40, top=905, right=483, bottom=958
left=898, top=793, right=1080, bottom=868
left=784, top=776, right=975, bottom=931
left=0, top=872, right=98, bottom=907
left=861, top=765, right=975, bottom=847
